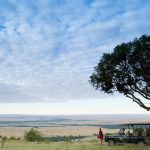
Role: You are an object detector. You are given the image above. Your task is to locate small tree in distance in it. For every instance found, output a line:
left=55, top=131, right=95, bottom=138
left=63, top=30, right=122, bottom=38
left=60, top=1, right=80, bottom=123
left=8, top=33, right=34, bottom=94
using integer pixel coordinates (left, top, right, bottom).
left=1, top=136, right=7, bottom=148
left=24, top=128, right=43, bottom=142
left=90, top=35, right=150, bottom=111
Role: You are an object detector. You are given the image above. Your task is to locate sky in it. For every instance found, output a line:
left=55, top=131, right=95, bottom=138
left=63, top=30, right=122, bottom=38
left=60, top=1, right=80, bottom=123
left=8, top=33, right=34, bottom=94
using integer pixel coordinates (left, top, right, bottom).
left=0, top=0, right=150, bottom=115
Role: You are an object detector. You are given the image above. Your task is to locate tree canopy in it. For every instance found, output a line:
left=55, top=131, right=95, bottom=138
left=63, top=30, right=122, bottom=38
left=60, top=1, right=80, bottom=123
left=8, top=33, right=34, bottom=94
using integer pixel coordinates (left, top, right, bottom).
left=90, top=35, right=150, bottom=111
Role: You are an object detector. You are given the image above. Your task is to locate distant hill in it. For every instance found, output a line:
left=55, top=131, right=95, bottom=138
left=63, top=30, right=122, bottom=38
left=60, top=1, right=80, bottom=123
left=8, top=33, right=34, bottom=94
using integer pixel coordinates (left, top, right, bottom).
left=0, top=114, right=149, bottom=123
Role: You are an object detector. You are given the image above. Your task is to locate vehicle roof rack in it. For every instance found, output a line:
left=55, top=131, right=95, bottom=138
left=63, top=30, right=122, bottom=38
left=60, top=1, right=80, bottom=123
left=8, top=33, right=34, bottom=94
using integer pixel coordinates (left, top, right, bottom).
left=121, top=122, right=150, bottom=126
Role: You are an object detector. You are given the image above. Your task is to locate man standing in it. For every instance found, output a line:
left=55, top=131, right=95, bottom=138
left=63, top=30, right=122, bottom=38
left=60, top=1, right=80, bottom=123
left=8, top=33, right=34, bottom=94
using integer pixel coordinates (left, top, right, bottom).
left=98, top=128, right=103, bottom=145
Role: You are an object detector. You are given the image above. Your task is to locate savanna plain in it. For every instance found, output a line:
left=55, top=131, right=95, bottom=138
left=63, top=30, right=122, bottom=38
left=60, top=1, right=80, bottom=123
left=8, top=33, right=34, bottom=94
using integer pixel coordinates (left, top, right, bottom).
left=0, top=114, right=150, bottom=150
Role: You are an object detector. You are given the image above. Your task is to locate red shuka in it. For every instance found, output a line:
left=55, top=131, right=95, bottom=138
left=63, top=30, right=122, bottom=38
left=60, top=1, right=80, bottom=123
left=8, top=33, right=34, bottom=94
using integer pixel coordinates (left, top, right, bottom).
left=98, top=130, right=103, bottom=140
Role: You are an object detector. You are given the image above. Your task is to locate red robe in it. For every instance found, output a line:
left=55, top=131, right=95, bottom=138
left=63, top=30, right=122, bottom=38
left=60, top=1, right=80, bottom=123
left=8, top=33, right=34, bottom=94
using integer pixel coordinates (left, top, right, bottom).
left=98, top=130, right=103, bottom=140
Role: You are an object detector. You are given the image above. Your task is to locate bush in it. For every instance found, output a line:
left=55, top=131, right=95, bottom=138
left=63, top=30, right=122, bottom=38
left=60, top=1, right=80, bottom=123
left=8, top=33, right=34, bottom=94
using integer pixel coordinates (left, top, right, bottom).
left=24, top=128, right=43, bottom=142
left=1, top=136, right=7, bottom=148
left=2, top=136, right=7, bottom=141
left=9, top=136, right=16, bottom=140
left=16, top=137, right=21, bottom=140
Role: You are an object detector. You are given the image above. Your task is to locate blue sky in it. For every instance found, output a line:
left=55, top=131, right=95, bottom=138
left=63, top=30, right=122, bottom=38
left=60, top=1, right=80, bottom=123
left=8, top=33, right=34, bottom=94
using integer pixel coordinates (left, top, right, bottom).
left=0, top=0, right=150, bottom=114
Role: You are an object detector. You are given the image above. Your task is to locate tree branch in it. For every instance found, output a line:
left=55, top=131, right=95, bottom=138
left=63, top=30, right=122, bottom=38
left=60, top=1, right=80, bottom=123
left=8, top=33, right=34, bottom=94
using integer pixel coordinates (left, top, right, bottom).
left=126, top=93, right=150, bottom=111
left=130, top=86, right=150, bottom=100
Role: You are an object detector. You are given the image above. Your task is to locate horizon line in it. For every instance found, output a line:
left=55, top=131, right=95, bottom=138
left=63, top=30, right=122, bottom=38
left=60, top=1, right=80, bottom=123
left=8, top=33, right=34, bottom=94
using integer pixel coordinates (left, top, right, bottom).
left=0, top=113, right=149, bottom=116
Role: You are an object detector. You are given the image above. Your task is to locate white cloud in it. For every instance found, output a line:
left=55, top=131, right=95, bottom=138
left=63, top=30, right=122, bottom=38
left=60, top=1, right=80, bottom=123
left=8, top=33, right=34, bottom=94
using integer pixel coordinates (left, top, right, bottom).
left=0, top=0, right=149, bottom=104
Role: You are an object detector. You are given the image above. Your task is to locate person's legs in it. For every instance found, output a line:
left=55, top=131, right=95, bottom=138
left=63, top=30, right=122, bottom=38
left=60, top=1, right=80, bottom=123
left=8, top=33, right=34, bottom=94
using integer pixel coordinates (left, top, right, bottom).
left=100, top=139, right=102, bottom=145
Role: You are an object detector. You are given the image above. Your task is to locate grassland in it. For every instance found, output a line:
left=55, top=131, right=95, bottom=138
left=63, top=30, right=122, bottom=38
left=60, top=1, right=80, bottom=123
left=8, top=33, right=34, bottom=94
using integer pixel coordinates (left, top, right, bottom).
left=0, top=114, right=149, bottom=138
left=1, top=140, right=150, bottom=150
left=0, top=126, right=118, bottom=138
left=0, top=115, right=150, bottom=149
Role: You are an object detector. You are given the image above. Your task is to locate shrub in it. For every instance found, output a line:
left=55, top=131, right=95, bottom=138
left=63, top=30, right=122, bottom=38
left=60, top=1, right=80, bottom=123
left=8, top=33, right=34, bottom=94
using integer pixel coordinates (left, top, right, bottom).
left=9, top=136, right=16, bottom=140
left=2, top=136, right=7, bottom=141
left=16, top=137, right=21, bottom=140
left=1, top=136, right=7, bottom=148
left=24, top=128, right=43, bottom=142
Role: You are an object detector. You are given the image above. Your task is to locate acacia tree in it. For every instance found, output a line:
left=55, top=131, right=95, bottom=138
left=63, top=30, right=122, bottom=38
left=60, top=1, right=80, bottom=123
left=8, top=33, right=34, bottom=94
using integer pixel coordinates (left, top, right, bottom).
left=90, top=35, right=150, bottom=111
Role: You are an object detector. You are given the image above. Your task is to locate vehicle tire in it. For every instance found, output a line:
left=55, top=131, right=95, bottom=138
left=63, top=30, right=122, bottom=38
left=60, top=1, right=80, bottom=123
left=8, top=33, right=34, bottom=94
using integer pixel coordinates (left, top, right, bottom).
left=108, top=140, right=115, bottom=146
left=137, top=141, right=145, bottom=147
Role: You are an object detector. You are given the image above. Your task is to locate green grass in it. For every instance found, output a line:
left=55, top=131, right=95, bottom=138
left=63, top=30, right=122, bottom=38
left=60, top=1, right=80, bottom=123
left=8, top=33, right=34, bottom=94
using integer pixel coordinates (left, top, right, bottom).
left=43, top=135, right=87, bottom=142
left=0, top=141, right=150, bottom=150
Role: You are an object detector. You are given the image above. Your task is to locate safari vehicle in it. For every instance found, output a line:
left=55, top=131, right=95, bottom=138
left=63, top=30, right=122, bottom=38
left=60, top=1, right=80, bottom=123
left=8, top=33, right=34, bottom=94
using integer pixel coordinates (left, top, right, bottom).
left=105, top=123, right=150, bottom=146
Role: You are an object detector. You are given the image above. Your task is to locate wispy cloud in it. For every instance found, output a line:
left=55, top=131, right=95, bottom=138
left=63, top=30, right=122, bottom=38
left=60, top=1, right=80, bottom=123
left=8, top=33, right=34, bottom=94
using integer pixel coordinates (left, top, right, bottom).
left=0, top=0, right=149, bottom=102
